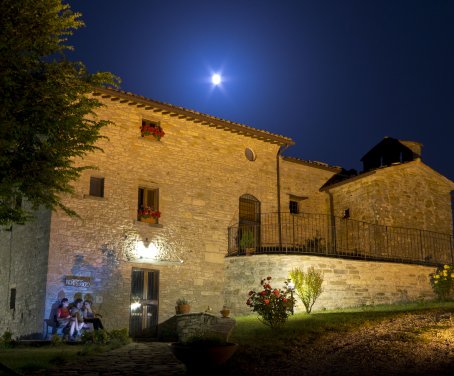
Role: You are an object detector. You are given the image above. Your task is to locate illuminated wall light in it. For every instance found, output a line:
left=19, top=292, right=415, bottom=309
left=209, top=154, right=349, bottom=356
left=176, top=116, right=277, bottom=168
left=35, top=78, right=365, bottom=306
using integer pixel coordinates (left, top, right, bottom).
left=135, top=238, right=159, bottom=260
left=130, top=301, right=141, bottom=310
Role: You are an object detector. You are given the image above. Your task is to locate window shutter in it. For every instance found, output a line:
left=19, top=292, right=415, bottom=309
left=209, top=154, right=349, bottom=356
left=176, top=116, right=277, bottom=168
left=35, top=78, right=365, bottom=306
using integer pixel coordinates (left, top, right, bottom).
left=90, top=177, right=104, bottom=197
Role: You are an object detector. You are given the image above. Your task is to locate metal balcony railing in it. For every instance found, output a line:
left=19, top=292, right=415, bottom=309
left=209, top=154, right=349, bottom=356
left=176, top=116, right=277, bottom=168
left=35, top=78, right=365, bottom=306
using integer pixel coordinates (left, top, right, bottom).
left=227, top=212, right=454, bottom=266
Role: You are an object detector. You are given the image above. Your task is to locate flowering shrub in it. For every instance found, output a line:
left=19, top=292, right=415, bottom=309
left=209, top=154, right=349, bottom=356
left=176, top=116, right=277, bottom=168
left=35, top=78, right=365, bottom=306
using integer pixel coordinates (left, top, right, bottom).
left=430, top=264, right=454, bottom=301
left=138, top=207, right=161, bottom=220
left=246, top=276, right=295, bottom=329
left=141, top=122, right=165, bottom=140
left=289, top=266, right=324, bottom=314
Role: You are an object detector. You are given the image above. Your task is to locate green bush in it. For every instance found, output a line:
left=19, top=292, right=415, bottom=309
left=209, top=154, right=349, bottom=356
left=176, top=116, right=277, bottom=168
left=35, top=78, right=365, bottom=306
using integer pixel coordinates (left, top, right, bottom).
left=430, top=265, right=454, bottom=301
left=289, top=266, right=324, bottom=314
left=0, top=331, right=15, bottom=349
left=108, top=328, right=130, bottom=345
left=80, top=329, right=108, bottom=345
left=50, top=334, right=63, bottom=346
left=81, top=328, right=129, bottom=346
left=246, top=276, right=295, bottom=329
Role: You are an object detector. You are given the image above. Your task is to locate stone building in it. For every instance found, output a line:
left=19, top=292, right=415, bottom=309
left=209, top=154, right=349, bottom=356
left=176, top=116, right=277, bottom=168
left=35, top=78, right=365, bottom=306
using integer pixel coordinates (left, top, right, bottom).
left=1, top=89, right=453, bottom=339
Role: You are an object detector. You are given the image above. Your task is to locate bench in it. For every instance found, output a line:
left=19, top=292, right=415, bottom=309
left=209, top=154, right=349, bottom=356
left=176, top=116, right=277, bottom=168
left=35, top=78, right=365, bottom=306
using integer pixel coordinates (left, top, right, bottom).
left=43, top=316, right=70, bottom=339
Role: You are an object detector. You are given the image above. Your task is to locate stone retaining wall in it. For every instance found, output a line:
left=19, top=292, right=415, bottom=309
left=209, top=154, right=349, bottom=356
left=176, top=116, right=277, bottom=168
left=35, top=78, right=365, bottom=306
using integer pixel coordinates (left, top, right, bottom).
left=172, top=313, right=236, bottom=343
left=224, top=254, right=437, bottom=316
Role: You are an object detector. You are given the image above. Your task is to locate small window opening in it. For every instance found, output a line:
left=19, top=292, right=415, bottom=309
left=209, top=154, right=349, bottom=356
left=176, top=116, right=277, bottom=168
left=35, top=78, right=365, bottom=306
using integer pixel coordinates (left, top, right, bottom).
left=141, top=120, right=165, bottom=140
left=289, top=200, right=299, bottom=214
left=138, top=188, right=160, bottom=223
left=89, top=177, right=105, bottom=197
left=10, top=288, right=16, bottom=310
left=245, top=148, right=256, bottom=161
left=342, top=208, right=350, bottom=219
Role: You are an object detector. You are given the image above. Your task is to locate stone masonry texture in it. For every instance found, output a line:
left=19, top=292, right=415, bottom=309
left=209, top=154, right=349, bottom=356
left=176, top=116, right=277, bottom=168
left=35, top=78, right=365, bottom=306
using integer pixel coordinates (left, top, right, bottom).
left=224, top=254, right=437, bottom=316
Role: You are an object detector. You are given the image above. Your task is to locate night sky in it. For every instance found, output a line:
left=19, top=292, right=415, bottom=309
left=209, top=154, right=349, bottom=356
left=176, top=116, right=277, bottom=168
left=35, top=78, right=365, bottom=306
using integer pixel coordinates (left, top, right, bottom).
left=68, top=0, right=454, bottom=181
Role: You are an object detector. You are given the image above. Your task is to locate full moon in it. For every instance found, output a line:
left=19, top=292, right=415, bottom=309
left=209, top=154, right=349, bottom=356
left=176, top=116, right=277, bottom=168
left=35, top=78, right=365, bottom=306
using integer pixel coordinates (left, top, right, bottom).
left=211, top=73, right=222, bottom=85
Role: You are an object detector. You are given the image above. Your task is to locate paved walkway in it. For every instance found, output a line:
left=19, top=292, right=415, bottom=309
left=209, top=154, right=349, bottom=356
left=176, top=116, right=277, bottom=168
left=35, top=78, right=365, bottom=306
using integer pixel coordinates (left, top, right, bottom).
left=29, top=342, right=186, bottom=376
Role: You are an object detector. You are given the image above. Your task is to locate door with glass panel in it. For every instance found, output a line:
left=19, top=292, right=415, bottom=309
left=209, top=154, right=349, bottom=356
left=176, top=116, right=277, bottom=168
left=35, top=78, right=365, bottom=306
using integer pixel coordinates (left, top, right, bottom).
left=130, top=269, right=159, bottom=338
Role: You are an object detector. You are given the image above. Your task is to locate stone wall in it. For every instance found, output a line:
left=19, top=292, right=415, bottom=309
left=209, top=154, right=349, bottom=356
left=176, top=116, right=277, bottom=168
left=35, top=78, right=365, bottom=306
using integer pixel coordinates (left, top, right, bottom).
left=0, top=208, right=51, bottom=338
left=326, top=161, right=454, bottom=234
left=224, top=254, right=437, bottom=316
left=172, top=313, right=236, bottom=343
left=280, top=159, right=337, bottom=214
left=42, top=95, right=283, bottom=335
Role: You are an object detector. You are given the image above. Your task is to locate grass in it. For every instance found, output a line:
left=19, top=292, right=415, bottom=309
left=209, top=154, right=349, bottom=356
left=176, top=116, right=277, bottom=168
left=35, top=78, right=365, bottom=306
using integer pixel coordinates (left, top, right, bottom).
left=231, top=300, right=454, bottom=345
left=224, top=300, right=454, bottom=374
left=0, top=341, right=126, bottom=375
left=0, top=345, right=81, bottom=374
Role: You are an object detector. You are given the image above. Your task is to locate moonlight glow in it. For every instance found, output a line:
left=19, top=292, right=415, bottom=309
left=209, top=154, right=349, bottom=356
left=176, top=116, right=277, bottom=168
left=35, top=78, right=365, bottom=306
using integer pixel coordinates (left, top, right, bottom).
left=211, top=73, right=222, bottom=85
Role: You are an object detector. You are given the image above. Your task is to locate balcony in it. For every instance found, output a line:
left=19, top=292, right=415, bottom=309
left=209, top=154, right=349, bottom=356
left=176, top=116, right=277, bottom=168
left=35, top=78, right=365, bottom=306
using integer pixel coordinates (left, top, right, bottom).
left=227, top=212, right=454, bottom=266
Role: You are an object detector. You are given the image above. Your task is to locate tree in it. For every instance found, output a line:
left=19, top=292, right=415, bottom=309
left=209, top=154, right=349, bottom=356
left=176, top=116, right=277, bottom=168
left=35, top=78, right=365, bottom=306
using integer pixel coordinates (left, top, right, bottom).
left=0, top=0, right=120, bottom=225
left=289, top=267, right=324, bottom=314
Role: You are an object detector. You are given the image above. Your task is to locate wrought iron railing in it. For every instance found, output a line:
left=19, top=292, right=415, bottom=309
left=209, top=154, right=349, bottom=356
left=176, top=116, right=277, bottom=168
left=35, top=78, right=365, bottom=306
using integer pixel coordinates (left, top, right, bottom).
left=227, top=212, right=454, bottom=266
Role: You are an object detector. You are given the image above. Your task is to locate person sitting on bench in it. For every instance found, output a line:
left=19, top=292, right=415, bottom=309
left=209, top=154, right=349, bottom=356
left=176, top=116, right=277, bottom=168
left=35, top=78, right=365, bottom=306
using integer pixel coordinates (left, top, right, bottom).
left=56, top=298, right=72, bottom=331
left=82, top=300, right=104, bottom=331
left=69, top=298, right=86, bottom=340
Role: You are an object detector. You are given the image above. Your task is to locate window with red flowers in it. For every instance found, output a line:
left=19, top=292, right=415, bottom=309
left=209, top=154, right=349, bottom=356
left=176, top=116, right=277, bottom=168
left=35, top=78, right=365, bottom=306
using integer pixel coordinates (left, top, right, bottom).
left=137, top=187, right=161, bottom=224
left=140, top=120, right=165, bottom=141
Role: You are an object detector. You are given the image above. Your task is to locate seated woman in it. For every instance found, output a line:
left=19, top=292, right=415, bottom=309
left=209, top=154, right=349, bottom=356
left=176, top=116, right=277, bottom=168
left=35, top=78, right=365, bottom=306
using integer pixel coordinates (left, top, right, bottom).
left=69, top=298, right=86, bottom=339
left=56, top=297, right=72, bottom=327
left=81, top=300, right=104, bottom=331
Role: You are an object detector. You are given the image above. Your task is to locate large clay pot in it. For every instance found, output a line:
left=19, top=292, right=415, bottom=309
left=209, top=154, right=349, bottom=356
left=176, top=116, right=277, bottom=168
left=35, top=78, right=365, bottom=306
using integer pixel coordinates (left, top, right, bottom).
left=220, top=308, right=230, bottom=318
left=169, top=342, right=238, bottom=371
left=175, top=304, right=190, bottom=314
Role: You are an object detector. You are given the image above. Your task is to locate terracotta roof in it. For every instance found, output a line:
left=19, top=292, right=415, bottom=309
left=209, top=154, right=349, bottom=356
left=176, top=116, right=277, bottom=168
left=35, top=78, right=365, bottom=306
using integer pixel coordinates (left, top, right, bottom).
left=282, top=156, right=342, bottom=172
left=92, top=87, right=294, bottom=146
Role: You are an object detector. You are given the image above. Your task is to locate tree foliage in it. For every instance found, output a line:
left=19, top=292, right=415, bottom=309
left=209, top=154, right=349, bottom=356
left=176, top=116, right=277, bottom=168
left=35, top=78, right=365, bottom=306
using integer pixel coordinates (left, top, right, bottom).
left=0, top=0, right=119, bottom=225
left=289, top=267, right=324, bottom=314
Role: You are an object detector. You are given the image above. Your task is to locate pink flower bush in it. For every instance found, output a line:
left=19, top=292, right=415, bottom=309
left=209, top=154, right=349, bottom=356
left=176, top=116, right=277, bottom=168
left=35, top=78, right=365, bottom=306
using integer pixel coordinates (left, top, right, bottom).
left=246, top=276, right=295, bottom=329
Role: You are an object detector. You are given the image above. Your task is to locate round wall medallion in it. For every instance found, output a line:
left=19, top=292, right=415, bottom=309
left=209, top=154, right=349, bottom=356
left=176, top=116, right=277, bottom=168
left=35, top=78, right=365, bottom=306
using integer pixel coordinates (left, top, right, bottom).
left=245, top=148, right=256, bottom=161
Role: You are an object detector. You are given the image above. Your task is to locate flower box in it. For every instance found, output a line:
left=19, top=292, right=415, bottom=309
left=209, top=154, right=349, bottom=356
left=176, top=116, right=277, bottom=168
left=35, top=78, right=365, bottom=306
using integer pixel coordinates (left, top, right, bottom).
left=138, top=208, right=161, bottom=224
left=141, top=121, right=165, bottom=141
left=139, top=216, right=158, bottom=224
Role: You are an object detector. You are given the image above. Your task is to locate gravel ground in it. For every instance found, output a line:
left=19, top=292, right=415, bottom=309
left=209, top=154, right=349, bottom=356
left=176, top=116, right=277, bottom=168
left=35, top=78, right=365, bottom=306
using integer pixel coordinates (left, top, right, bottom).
left=221, top=309, right=454, bottom=376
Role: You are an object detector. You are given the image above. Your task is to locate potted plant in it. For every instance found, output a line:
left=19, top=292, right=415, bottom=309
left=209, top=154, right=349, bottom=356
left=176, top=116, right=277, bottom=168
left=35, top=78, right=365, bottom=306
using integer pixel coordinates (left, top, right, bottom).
left=175, top=298, right=190, bottom=314
left=138, top=207, right=161, bottom=224
left=220, top=305, right=230, bottom=318
left=239, top=228, right=255, bottom=255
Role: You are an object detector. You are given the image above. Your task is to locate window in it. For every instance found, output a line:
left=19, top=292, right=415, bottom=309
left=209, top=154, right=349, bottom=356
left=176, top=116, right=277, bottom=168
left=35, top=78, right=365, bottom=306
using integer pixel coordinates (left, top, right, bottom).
left=140, top=120, right=165, bottom=141
left=10, top=288, right=16, bottom=310
left=138, top=188, right=160, bottom=223
left=245, top=148, right=256, bottom=161
left=342, top=208, right=350, bottom=219
left=289, top=200, right=299, bottom=214
left=89, top=177, right=104, bottom=197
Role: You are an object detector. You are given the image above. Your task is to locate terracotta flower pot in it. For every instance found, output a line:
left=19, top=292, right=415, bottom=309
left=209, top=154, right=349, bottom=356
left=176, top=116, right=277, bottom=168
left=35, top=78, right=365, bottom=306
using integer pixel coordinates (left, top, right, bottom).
left=220, top=309, right=230, bottom=318
left=175, top=304, right=190, bottom=314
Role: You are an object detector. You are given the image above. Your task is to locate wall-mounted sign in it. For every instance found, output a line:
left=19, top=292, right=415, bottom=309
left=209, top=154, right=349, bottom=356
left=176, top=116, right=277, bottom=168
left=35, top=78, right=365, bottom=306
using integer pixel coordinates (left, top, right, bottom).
left=65, top=275, right=91, bottom=288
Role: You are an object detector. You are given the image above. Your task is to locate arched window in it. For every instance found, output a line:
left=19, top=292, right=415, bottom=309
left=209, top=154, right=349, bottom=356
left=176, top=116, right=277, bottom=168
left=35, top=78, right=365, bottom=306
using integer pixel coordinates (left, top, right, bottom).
left=238, top=194, right=261, bottom=253
left=239, top=194, right=261, bottom=225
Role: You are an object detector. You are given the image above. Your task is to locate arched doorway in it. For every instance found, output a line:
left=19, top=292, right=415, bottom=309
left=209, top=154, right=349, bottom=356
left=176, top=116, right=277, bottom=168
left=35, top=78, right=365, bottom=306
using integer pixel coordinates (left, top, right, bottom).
left=238, top=194, right=261, bottom=253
